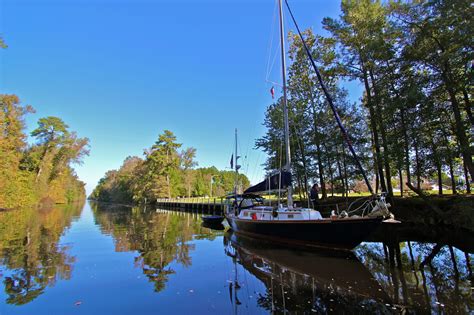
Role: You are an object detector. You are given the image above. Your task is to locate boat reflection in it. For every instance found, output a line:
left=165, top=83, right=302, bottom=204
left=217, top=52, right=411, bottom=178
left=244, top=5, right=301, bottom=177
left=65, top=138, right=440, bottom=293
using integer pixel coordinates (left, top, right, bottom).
left=201, top=221, right=226, bottom=231
left=224, top=232, right=400, bottom=314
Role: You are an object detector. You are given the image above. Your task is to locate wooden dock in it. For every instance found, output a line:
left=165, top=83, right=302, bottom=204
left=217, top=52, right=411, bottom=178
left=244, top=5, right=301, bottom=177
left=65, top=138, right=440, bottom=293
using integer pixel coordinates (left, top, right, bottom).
left=156, top=197, right=226, bottom=215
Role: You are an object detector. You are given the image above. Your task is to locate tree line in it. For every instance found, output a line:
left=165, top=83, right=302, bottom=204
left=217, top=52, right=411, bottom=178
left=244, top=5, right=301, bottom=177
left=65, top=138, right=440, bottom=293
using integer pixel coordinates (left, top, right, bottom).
left=0, top=94, right=89, bottom=209
left=90, top=130, right=249, bottom=203
left=257, top=0, right=473, bottom=199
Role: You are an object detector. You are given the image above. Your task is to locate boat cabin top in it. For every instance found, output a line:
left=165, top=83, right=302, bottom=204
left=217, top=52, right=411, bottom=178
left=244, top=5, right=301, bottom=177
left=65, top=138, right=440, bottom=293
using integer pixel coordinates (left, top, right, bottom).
left=225, top=194, right=324, bottom=221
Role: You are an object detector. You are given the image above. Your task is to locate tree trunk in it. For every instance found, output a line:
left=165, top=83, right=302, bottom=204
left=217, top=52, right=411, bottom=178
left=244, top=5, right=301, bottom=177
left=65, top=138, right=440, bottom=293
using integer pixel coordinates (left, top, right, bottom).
left=407, top=182, right=444, bottom=217
left=463, top=162, right=471, bottom=194
left=296, top=171, right=303, bottom=201
left=324, top=144, right=335, bottom=197
left=363, top=70, right=387, bottom=193
left=449, top=246, right=460, bottom=279
left=465, top=252, right=472, bottom=277
left=369, top=69, right=393, bottom=196
left=437, top=162, right=443, bottom=195
left=167, top=175, right=171, bottom=199
left=342, top=145, right=349, bottom=198
left=295, top=129, right=309, bottom=200
left=315, top=143, right=327, bottom=199
left=375, top=161, right=379, bottom=194
left=336, top=147, right=344, bottom=196
left=311, top=106, right=327, bottom=199
left=400, top=107, right=412, bottom=185
left=414, top=140, right=421, bottom=190
left=442, top=69, right=474, bottom=180
left=462, top=87, right=474, bottom=127
left=420, top=244, right=443, bottom=268
left=448, top=157, right=457, bottom=194
left=399, top=167, right=404, bottom=197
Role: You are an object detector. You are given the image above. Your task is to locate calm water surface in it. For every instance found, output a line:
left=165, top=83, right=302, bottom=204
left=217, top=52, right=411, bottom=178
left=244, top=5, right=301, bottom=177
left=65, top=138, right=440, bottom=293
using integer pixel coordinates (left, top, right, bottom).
left=0, top=202, right=472, bottom=314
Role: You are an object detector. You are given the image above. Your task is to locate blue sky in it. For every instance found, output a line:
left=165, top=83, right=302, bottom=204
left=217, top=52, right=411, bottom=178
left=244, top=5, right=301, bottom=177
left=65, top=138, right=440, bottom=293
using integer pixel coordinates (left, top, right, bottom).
left=1, top=0, right=359, bottom=194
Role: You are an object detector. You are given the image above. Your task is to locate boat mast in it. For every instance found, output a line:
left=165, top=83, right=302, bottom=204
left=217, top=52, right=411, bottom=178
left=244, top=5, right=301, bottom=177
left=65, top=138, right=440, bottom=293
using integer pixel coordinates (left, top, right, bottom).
left=234, top=128, right=239, bottom=194
left=278, top=0, right=293, bottom=207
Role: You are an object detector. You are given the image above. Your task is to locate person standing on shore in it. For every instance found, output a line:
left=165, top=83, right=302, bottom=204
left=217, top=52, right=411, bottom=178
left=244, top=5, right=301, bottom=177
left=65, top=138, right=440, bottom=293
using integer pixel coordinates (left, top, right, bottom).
left=310, top=184, right=319, bottom=208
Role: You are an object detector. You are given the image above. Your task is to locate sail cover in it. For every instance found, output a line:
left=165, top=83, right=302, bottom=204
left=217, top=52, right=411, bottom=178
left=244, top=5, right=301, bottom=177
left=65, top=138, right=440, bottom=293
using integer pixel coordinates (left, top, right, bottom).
left=244, top=171, right=292, bottom=194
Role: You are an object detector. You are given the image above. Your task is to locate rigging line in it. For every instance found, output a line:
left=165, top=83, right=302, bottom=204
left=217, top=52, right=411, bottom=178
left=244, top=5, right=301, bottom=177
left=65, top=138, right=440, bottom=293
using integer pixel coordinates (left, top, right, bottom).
left=250, top=150, right=261, bottom=184
left=265, top=0, right=279, bottom=81
left=266, top=40, right=281, bottom=83
left=244, top=122, right=256, bottom=176
left=266, top=79, right=283, bottom=88
left=283, top=0, right=374, bottom=195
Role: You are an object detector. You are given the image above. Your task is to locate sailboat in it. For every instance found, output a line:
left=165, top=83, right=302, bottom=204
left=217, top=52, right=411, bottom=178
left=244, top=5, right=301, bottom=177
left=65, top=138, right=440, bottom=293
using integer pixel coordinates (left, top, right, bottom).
left=224, top=0, right=397, bottom=251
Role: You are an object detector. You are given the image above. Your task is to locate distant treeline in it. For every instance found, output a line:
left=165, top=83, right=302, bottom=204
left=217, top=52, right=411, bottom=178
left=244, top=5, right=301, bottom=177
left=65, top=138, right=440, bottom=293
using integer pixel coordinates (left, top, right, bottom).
left=0, top=94, right=89, bottom=209
left=258, top=0, right=473, bottom=199
left=90, top=130, right=249, bottom=204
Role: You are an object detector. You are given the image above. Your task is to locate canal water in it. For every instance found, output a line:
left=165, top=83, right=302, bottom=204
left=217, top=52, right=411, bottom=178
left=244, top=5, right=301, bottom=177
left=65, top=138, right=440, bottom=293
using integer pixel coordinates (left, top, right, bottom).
left=0, top=201, right=472, bottom=314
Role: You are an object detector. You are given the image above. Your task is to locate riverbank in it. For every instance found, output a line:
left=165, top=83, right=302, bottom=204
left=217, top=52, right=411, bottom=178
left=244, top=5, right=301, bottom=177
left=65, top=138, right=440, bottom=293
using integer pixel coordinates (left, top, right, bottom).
left=315, top=194, right=474, bottom=233
left=0, top=196, right=88, bottom=212
left=92, top=193, right=474, bottom=234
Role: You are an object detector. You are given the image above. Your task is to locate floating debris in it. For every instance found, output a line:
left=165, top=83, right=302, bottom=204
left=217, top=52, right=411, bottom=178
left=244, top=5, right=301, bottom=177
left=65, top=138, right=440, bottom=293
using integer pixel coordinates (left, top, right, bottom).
left=74, top=301, right=82, bottom=306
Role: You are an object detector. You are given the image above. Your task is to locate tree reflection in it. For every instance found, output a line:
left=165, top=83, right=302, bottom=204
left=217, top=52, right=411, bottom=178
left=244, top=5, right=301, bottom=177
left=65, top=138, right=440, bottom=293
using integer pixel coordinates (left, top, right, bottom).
left=0, top=201, right=83, bottom=305
left=91, top=203, right=223, bottom=293
left=356, top=241, right=474, bottom=313
left=223, top=232, right=474, bottom=314
left=224, top=232, right=395, bottom=314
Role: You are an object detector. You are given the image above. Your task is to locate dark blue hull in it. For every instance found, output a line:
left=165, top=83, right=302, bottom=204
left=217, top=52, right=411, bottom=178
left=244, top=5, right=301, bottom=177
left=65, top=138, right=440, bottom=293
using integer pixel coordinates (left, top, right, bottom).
left=226, top=216, right=383, bottom=251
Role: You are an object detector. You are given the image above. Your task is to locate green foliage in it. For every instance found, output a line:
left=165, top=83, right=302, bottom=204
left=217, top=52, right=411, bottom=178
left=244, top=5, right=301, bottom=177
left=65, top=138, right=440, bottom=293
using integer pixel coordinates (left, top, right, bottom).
left=0, top=94, right=88, bottom=208
left=0, top=202, right=83, bottom=304
left=91, top=131, right=250, bottom=203
left=0, top=36, right=6, bottom=49
left=258, top=0, right=473, bottom=198
left=91, top=203, right=223, bottom=293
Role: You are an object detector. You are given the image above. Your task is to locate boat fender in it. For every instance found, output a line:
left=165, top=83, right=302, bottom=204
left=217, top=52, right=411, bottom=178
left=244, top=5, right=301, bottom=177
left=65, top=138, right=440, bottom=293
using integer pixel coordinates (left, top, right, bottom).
left=330, top=210, right=338, bottom=220
left=272, top=210, right=278, bottom=218
left=251, top=213, right=257, bottom=220
left=339, top=211, right=348, bottom=219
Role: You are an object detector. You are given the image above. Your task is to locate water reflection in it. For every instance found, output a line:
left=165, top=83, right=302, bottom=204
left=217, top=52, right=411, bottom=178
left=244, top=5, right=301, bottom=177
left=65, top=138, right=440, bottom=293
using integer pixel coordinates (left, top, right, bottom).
left=224, top=232, right=397, bottom=313
left=1, top=202, right=472, bottom=314
left=0, top=202, right=83, bottom=305
left=91, top=203, right=224, bottom=293
left=357, top=242, right=474, bottom=313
